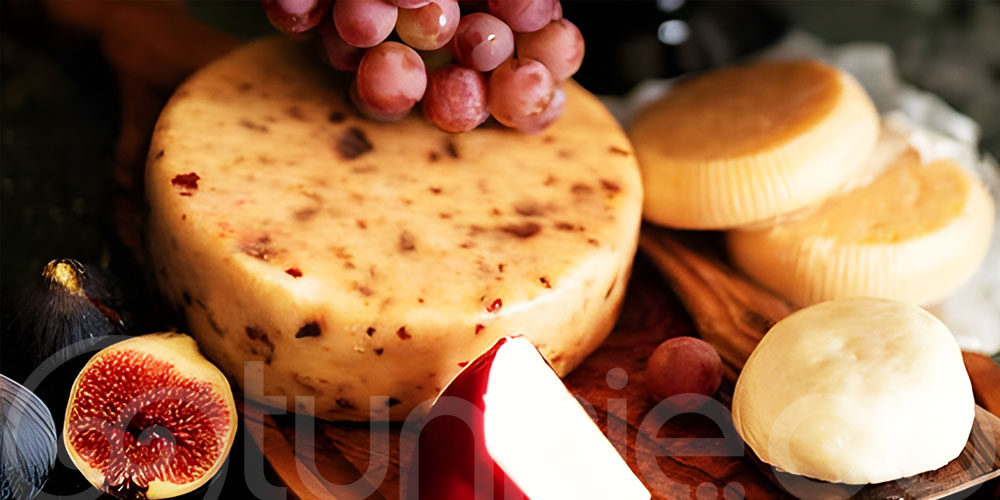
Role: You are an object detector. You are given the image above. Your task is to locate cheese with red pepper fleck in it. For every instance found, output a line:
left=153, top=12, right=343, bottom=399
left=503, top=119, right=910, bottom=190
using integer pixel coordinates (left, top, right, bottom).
left=146, top=38, right=643, bottom=420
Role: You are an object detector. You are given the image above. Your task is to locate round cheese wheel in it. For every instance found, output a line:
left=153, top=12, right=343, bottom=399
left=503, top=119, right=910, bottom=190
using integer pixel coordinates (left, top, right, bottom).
left=629, top=59, right=879, bottom=229
left=732, top=298, right=975, bottom=484
left=145, top=38, right=642, bottom=420
left=727, top=134, right=995, bottom=306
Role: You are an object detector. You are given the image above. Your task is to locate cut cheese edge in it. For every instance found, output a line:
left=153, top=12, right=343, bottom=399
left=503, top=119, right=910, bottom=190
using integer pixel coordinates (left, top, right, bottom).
left=145, top=38, right=643, bottom=420
left=727, top=132, right=995, bottom=306
left=630, top=59, right=879, bottom=229
left=483, top=338, right=650, bottom=499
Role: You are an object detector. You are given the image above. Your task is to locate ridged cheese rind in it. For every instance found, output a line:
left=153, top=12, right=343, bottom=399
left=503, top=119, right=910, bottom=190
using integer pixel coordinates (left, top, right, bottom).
left=630, top=60, right=879, bottom=229
left=145, top=38, right=642, bottom=420
left=727, top=141, right=995, bottom=306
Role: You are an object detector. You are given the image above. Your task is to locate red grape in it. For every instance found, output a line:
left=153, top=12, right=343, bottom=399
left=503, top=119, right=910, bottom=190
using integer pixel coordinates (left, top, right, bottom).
left=422, top=65, right=489, bottom=132
left=389, top=0, right=431, bottom=6
left=528, top=86, right=565, bottom=132
left=334, top=0, right=399, bottom=48
left=355, top=41, right=427, bottom=119
left=515, top=19, right=584, bottom=81
left=641, top=337, right=723, bottom=411
left=350, top=80, right=400, bottom=121
left=551, top=0, right=562, bottom=20
left=453, top=13, right=514, bottom=72
left=396, top=0, right=461, bottom=51
left=487, top=0, right=554, bottom=33
left=318, top=19, right=365, bottom=71
left=487, top=58, right=563, bottom=133
left=262, top=0, right=328, bottom=34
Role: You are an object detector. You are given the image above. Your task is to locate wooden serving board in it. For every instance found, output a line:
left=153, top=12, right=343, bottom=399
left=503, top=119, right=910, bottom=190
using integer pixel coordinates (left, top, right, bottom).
left=244, top=226, right=1000, bottom=500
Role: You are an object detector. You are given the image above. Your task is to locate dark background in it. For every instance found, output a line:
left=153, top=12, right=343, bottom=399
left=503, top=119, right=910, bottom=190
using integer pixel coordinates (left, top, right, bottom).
left=2, top=1, right=999, bottom=499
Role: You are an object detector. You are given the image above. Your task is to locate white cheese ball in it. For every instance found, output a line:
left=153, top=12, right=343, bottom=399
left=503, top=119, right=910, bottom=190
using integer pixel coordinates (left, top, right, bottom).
left=732, top=298, right=974, bottom=484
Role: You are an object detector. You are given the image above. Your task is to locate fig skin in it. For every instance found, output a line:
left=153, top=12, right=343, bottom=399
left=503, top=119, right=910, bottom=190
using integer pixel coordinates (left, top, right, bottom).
left=1, top=259, right=128, bottom=384
left=62, top=333, right=237, bottom=500
left=640, top=336, right=723, bottom=411
left=1, top=374, right=58, bottom=500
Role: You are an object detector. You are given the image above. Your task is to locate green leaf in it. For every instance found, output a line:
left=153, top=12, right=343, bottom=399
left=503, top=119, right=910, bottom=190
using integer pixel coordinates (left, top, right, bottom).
left=186, top=0, right=278, bottom=40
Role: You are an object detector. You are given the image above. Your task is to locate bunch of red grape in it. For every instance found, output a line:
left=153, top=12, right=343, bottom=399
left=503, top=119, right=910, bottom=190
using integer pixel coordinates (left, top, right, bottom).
left=263, top=0, right=584, bottom=133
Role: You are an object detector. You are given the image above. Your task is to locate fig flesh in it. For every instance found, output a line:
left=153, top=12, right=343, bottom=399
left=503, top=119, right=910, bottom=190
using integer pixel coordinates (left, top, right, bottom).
left=1, top=374, right=58, bottom=500
left=62, top=333, right=237, bottom=500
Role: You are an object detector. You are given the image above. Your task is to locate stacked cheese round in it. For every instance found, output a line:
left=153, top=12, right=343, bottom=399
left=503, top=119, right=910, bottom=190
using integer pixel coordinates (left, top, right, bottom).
left=629, top=60, right=879, bottom=229
left=631, top=58, right=994, bottom=308
left=727, top=136, right=995, bottom=306
left=146, top=38, right=643, bottom=420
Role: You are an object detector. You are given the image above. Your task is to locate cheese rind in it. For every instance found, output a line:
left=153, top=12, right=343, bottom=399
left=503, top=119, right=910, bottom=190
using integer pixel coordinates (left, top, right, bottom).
left=630, top=60, right=879, bottom=229
left=727, top=140, right=995, bottom=306
left=145, top=38, right=643, bottom=420
left=732, top=299, right=975, bottom=484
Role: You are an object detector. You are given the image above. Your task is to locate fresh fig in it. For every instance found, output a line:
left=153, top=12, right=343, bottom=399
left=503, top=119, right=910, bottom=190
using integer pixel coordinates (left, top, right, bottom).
left=63, top=333, right=237, bottom=500
left=1, top=375, right=58, bottom=500
left=2, top=258, right=127, bottom=384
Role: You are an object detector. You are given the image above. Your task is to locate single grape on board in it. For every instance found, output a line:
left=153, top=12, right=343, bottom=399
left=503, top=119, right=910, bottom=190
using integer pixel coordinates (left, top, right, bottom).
left=641, top=336, right=723, bottom=411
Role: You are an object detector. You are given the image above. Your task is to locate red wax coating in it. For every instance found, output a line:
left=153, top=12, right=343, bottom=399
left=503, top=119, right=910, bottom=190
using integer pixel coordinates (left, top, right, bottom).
left=407, top=338, right=529, bottom=499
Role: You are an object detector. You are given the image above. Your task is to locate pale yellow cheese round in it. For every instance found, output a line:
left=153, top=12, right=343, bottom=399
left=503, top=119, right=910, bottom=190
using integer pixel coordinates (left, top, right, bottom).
left=145, top=38, right=643, bottom=420
left=629, top=59, right=879, bottom=229
left=732, top=298, right=975, bottom=484
left=727, top=138, right=995, bottom=306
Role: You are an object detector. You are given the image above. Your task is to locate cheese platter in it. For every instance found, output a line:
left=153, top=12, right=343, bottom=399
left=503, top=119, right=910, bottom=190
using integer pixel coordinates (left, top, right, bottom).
left=4, top=2, right=1000, bottom=499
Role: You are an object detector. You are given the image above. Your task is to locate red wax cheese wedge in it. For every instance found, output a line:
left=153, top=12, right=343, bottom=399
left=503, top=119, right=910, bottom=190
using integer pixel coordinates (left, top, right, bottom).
left=408, top=337, right=649, bottom=500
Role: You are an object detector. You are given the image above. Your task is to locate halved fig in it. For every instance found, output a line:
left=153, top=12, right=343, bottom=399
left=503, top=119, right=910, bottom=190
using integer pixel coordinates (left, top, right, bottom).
left=63, top=333, right=237, bottom=499
left=408, top=336, right=650, bottom=500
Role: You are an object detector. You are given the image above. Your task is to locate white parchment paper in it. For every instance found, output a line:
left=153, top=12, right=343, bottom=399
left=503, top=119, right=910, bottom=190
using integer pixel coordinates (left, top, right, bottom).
left=604, top=31, right=1000, bottom=354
